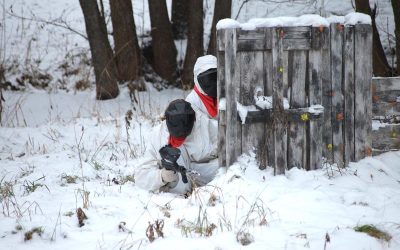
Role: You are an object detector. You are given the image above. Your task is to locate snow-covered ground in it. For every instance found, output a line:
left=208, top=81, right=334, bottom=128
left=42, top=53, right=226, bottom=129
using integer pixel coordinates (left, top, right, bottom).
left=1, top=0, right=400, bottom=249
left=1, top=89, right=400, bottom=250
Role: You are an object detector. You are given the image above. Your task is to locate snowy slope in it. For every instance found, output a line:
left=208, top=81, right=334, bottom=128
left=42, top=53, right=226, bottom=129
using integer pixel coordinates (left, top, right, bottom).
left=1, top=89, right=400, bottom=250
left=1, top=1, right=400, bottom=249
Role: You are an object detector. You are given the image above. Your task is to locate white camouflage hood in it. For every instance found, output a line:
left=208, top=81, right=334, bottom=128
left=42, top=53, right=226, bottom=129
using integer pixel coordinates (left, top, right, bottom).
left=193, top=55, right=217, bottom=95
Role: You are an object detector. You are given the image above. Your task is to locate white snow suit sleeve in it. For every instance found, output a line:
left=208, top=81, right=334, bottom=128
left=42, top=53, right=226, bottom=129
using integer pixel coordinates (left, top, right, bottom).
left=134, top=122, right=192, bottom=193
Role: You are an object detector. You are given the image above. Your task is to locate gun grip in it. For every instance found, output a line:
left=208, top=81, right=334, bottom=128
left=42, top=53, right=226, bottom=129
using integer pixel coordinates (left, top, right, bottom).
left=181, top=171, right=188, bottom=183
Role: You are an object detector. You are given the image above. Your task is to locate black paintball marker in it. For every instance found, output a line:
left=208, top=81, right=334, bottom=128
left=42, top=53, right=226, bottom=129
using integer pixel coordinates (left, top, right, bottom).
left=159, top=145, right=188, bottom=183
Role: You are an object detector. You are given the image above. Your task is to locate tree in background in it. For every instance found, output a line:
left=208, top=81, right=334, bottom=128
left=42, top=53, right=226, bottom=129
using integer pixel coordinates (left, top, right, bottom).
left=79, top=0, right=119, bottom=100
left=355, top=0, right=393, bottom=76
left=182, top=0, right=204, bottom=86
left=110, top=0, right=141, bottom=83
left=207, top=0, right=232, bottom=56
left=391, top=0, right=400, bottom=74
left=148, top=0, right=177, bottom=83
left=171, top=0, right=188, bottom=40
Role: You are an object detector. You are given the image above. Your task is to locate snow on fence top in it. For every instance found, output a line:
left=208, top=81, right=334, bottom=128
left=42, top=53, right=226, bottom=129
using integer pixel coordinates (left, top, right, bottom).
left=216, top=13, right=371, bottom=30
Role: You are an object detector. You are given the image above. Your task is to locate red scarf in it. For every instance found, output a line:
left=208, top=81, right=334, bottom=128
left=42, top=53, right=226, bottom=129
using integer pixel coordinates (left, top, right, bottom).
left=194, top=86, right=218, bottom=118
left=168, top=136, right=185, bottom=148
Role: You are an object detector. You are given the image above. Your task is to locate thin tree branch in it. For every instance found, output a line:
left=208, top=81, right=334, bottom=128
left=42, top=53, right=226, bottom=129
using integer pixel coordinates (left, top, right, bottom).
left=6, top=10, right=88, bottom=40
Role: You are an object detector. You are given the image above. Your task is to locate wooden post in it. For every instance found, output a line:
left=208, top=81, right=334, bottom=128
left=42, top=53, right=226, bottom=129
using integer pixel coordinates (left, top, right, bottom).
left=308, top=27, right=325, bottom=170
left=354, top=24, right=373, bottom=160
left=217, top=29, right=226, bottom=167
left=330, top=23, right=344, bottom=168
left=321, top=27, right=332, bottom=163
left=224, top=28, right=241, bottom=166
left=264, top=28, right=274, bottom=168
left=288, top=50, right=307, bottom=169
left=272, top=27, right=287, bottom=175
left=343, top=25, right=355, bottom=166
left=240, top=50, right=266, bottom=168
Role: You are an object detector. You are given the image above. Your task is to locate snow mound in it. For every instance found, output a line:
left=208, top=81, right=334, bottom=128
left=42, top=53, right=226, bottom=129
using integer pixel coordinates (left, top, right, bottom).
left=218, top=13, right=371, bottom=31
left=216, top=18, right=240, bottom=30
left=345, top=13, right=372, bottom=25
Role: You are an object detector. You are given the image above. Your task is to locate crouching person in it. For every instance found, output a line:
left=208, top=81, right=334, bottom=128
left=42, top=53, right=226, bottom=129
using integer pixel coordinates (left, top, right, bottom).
left=134, top=99, right=218, bottom=194
left=186, top=55, right=218, bottom=119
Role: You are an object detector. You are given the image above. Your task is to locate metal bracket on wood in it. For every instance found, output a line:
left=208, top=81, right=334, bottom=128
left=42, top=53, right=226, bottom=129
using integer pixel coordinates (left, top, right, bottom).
left=239, top=107, right=324, bottom=124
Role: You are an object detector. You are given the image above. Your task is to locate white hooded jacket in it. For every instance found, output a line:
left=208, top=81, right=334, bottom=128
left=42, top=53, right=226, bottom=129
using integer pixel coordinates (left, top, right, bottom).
left=134, top=55, right=219, bottom=194
left=185, top=55, right=218, bottom=118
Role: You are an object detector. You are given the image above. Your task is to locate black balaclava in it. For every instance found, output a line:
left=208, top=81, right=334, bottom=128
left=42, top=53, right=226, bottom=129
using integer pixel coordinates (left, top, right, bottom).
left=197, top=68, right=217, bottom=98
left=165, top=99, right=196, bottom=138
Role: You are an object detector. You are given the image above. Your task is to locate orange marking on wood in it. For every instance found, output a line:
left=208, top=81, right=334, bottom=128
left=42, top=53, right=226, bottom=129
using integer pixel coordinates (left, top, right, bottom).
left=365, top=146, right=372, bottom=156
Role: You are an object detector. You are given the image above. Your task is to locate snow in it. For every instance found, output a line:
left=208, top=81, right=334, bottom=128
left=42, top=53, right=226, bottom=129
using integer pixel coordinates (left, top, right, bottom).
left=307, top=104, right=324, bottom=114
left=216, top=18, right=241, bottom=30
left=344, top=13, right=372, bottom=25
left=236, top=102, right=257, bottom=124
left=219, top=14, right=336, bottom=31
left=218, top=97, right=226, bottom=111
left=254, top=95, right=290, bottom=110
left=326, top=15, right=346, bottom=24
left=1, top=0, right=400, bottom=248
left=1, top=90, right=400, bottom=250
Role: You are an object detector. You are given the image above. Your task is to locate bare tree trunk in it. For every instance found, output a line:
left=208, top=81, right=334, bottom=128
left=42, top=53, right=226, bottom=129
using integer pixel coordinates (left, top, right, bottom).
left=171, top=0, right=188, bottom=39
left=355, top=0, right=393, bottom=76
left=148, top=0, right=177, bottom=83
left=110, top=0, right=141, bottom=82
left=207, top=0, right=232, bottom=56
left=182, top=0, right=203, bottom=86
left=391, top=0, right=400, bottom=75
left=79, top=0, right=119, bottom=100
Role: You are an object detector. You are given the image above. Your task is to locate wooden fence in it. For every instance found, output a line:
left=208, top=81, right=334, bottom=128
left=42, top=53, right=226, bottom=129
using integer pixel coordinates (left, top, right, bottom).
left=217, top=23, right=373, bottom=174
left=372, top=77, right=400, bottom=155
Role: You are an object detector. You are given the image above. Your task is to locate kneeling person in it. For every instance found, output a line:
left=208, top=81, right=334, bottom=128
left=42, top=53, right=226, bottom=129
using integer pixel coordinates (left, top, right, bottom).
left=134, top=99, right=218, bottom=194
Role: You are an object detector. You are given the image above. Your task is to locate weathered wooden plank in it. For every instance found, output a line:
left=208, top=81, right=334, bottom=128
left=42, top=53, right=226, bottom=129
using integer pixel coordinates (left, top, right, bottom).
left=272, top=27, right=287, bottom=175
left=288, top=50, right=307, bottom=169
left=237, top=29, right=266, bottom=51
left=311, top=26, right=330, bottom=49
left=237, top=29, right=265, bottom=40
left=308, top=27, right=325, bottom=170
left=372, top=77, right=400, bottom=117
left=224, top=28, right=241, bottom=167
left=321, top=27, right=332, bottom=163
left=283, top=38, right=311, bottom=50
left=264, top=46, right=274, bottom=168
left=282, top=26, right=311, bottom=39
left=354, top=24, right=373, bottom=160
left=343, top=25, right=355, bottom=166
left=265, top=28, right=272, bottom=50
left=241, top=108, right=323, bottom=124
left=237, top=39, right=265, bottom=51
left=372, top=77, right=400, bottom=92
left=217, top=29, right=225, bottom=52
left=330, top=23, right=344, bottom=168
left=240, top=51, right=266, bottom=169
left=217, top=36, right=226, bottom=167
left=372, top=102, right=400, bottom=117
left=371, top=124, right=400, bottom=152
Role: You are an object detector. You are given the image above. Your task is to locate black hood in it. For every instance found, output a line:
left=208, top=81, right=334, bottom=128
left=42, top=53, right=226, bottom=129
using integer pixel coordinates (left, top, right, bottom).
left=165, top=99, right=196, bottom=138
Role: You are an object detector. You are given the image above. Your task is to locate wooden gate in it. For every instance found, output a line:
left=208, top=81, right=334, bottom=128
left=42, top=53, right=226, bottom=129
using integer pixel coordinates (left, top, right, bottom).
left=217, top=22, right=372, bottom=173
